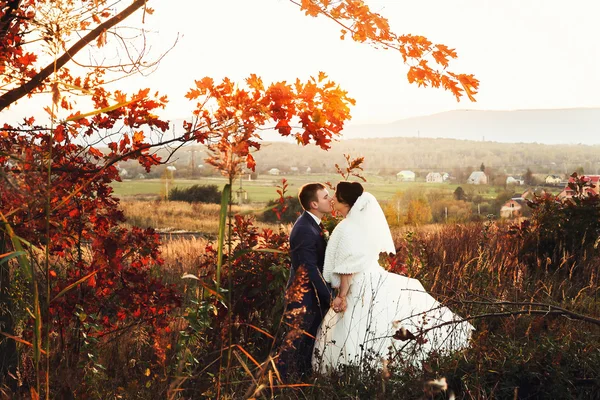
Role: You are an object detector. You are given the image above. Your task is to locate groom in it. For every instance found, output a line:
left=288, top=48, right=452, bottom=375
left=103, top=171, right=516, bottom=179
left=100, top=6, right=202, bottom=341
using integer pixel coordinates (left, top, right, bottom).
left=278, top=182, right=333, bottom=381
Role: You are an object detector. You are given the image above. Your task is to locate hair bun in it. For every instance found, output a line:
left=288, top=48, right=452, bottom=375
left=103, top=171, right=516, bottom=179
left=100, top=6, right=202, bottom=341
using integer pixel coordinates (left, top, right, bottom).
left=335, top=181, right=364, bottom=209
left=352, top=182, right=364, bottom=195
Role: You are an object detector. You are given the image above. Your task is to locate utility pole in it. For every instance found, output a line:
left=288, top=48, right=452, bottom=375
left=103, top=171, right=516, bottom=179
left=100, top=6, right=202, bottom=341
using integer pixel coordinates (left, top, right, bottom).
left=188, top=148, right=197, bottom=178
left=164, top=166, right=176, bottom=201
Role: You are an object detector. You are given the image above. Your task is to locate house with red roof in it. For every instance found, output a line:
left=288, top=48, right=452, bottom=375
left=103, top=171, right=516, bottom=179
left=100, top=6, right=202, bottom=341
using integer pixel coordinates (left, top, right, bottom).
left=557, top=175, right=600, bottom=200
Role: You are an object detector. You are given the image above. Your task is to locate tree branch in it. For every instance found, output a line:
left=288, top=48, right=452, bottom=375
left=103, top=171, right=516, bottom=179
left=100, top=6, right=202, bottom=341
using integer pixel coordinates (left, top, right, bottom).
left=0, top=0, right=23, bottom=39
left=0, top=0, right=147, bottom=112
left=453, top=300, right=600, bottom=327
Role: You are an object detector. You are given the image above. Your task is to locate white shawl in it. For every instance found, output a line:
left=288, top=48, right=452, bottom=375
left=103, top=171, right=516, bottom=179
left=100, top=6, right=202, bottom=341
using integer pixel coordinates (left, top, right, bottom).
left=322, top=192, right=396, bottom=288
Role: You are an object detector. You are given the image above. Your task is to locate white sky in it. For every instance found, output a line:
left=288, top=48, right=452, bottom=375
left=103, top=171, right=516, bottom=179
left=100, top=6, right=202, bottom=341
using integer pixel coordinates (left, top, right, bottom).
left=133, top=0, right=600, bottom=124
left=6, top=0, right=600, bottom=126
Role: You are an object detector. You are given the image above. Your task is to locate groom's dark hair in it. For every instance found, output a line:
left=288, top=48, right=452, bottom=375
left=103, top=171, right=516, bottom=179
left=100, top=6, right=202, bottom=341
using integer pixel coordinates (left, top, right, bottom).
left=298, top=183, right=326, bottom=211
left=335, top=181, right=364, bottom=208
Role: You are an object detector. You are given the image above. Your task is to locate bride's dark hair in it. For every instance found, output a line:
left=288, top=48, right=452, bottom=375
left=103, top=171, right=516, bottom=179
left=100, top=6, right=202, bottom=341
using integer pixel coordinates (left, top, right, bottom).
left=335, top=181, right=364, bottom=209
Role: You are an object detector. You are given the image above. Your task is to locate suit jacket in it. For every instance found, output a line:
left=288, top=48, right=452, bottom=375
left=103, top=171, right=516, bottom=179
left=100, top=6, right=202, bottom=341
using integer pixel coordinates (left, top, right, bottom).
left=286, top=211, right=332, bottom=315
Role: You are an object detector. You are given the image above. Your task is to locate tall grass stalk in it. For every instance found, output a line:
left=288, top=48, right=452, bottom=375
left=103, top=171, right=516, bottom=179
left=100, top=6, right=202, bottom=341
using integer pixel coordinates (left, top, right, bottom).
left=0, top=210, right=42, bottom=395
left=216, top=184, right=231, bottom=290
left=43, top=59, right=59, bottom=400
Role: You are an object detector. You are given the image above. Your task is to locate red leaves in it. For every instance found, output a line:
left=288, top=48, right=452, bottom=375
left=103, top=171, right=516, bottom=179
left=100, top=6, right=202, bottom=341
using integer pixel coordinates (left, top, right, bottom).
left=186, top=77, right=215, bottom=100
left=407, top=65, right=427, bottom=87
left=274, top=179, right=290, bottom=221
left=197, top=211, right=290, bottom=326
left=432, top=44, right=457, bottom=68
left=132, top=130, right=145, bottom=143
left=96, top=28, right=107, bottom=47
left=275, top=119, right=292, bottom=136
left=17, top=52, right=37, bottom=67
left=185, top=88, right=201, bottom=100
left=53, top=125, right=66, bottom=142
left=246, top=153, right=256, bottom=171
left=246, top=74, right=264, bottom=91
left=1, top=126, right=180, bottom=348
left=88, top=146, right=103, bottom=158
left=454, top=73, right=479, bottom=102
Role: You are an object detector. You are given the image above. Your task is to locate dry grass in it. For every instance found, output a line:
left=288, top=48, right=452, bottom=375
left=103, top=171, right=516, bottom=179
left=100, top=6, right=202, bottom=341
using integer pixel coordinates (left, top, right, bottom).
left=159, top=236, right=210, bottom=285
left=120, top=200, right=277, bottom=235
left=389, top=223, right=445, bottom=242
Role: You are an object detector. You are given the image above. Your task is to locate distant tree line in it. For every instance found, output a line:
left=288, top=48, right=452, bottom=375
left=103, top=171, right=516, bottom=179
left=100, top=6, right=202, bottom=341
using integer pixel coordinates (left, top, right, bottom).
left=114, top=138, right=600, bottom=184
left=169, top=185, right=222, bottom=203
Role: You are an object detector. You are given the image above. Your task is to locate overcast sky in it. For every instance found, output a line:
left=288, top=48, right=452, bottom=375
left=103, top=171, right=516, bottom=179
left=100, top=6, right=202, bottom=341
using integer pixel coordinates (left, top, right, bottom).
left=6, top=0, right=600, bottom=127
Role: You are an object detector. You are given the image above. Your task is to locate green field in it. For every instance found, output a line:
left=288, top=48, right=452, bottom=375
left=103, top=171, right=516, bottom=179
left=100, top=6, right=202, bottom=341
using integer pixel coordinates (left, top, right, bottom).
left=112, top=174, right=509, bottom=203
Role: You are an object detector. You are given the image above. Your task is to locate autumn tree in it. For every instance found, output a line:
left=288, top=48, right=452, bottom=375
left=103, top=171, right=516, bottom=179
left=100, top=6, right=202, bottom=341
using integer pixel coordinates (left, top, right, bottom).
left=524, top=168, right=536, bottom=186
left=406, top=198, right=433, bottom=226
left=384, top=190, right=411, bottom=226
left=454, top=186, right=467, bottom=201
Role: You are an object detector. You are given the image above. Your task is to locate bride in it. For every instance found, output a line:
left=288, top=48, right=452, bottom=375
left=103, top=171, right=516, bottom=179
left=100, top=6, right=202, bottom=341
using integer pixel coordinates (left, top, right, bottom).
left=312, top=182, right=474, bottom=373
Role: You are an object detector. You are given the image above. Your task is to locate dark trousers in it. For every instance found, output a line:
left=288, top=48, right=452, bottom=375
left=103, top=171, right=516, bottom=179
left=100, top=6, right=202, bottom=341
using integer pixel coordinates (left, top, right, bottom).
left=277, top=303, right=325, bottom=382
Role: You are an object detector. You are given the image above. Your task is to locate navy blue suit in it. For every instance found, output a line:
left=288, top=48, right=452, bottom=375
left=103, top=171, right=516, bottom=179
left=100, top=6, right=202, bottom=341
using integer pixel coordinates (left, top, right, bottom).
left=279, top=211, right=332, bottom=380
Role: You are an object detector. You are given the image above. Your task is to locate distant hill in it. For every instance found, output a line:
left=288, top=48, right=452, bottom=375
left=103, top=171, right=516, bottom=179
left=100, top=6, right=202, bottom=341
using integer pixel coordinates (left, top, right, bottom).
left=341, top=108, right=600, bottom=144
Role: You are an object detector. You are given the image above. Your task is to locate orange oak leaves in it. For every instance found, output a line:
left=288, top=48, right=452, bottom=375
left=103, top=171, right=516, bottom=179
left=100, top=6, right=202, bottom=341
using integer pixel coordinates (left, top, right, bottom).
left=184, top=73, right=355, bottom=178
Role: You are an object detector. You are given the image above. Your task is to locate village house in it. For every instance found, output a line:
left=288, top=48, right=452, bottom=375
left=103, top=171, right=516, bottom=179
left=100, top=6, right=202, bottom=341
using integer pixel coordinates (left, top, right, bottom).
left=521, top=187, right=548, bottom=200
left=467, top=171, right=488, bottom=185
left=557, top=175, right=600, bottom=199
left=500, top=197, right=531, bottom=219
left=545, top=175, right=562, bottom=185
left=268, top=168, right=280, bottom=176
left=426, top=172, right=444, bottom=183
left=506, top=176, right=524, bottom=185
left=396, top=170, right=416, bottom=182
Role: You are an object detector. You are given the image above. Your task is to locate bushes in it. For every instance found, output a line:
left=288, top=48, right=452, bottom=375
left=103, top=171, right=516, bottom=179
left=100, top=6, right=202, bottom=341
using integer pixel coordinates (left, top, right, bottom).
left=429, top=198, right=472, bottom=223
left=175, top=214, right=291, bottom=394
left=522, top=195, right=600, bottom=268
left=260, top=196, right=304, bottom=224
left=511, top=175, right=600, bottom=274
left=168, top=184, right=221, bottom=203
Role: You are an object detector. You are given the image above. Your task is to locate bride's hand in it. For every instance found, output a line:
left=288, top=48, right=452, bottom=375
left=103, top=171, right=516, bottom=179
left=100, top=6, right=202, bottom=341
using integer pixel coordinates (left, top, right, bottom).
left=332, top=296, right=347, bottom=313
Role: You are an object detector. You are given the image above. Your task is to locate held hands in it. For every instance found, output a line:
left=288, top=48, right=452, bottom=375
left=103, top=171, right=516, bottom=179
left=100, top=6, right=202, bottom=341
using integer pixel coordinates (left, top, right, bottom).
left=332, top=296, right=347, bottom=313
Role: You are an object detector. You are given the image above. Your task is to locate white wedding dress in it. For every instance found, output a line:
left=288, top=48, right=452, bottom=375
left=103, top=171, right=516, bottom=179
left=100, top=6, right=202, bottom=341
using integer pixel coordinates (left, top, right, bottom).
left=312, top=193, right=474, bottom=373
